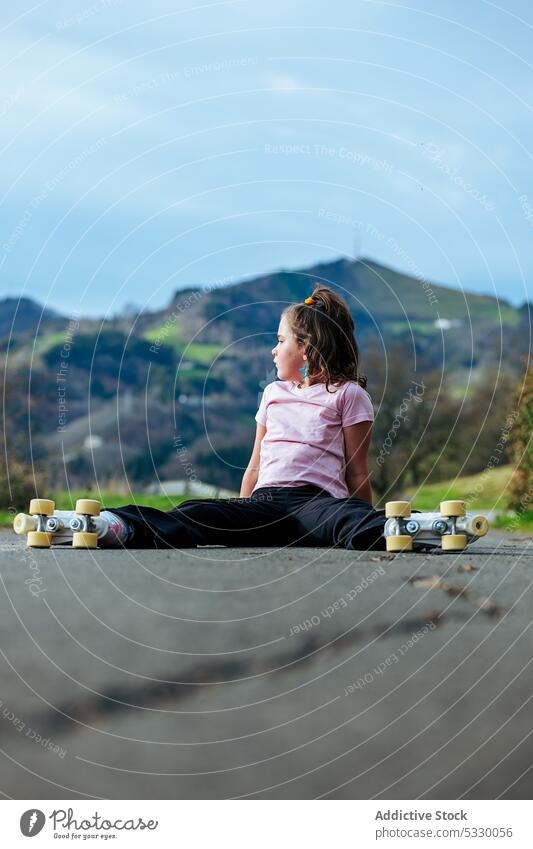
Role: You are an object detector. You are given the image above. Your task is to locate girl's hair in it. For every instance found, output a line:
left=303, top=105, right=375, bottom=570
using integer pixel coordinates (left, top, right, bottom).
left=282, top=284, right=367, bottom=392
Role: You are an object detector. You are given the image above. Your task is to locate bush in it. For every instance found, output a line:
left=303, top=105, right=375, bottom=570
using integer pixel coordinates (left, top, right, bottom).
left=0, top=452, right=46, bottom=511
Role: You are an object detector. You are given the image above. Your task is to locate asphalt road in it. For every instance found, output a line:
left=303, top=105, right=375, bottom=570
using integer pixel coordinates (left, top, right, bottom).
left=0, top=529, right=532, bottom=799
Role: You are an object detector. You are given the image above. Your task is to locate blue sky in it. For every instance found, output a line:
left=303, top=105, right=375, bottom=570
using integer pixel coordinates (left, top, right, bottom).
left=1, top=0, right=532, bottom=317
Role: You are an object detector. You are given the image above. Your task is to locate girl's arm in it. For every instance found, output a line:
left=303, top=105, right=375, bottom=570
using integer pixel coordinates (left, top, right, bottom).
left=240, top=423, right=267, bottom=497
left=343, top=420, right=374, bottom=504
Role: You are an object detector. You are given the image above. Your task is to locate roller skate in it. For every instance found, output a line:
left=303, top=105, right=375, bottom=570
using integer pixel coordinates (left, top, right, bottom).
left=384, top=500, right=489, bottom=553
left=13, top=499, right=128, bottom=548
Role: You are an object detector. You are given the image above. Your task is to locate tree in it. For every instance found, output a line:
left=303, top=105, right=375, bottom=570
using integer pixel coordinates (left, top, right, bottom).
left=0, top=368, right=46, bottom=511
left=507, top=360, right=533, bottom=513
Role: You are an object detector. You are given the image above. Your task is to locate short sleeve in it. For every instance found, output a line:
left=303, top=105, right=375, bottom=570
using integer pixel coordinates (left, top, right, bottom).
left=341, top=382, right=374, bottom=427
left=255, top=383, right=272, bottom=426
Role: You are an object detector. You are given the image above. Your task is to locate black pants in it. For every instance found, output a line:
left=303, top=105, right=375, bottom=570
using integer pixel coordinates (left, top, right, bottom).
left=108, top=485, right=388, bottom=551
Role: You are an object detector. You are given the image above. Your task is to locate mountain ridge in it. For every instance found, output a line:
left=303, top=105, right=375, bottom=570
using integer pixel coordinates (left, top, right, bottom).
left=1, top=255, right=524, bottom=334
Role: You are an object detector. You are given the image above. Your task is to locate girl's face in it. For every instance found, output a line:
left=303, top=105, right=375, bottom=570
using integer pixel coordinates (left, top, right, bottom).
left=271, top=315, right=306, bottom=382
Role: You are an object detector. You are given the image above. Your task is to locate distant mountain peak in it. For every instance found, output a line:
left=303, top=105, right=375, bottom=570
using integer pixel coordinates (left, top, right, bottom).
left=0, top=295, right=62, bottom=340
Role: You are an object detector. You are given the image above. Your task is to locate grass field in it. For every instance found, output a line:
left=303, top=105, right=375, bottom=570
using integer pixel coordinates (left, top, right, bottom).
left=400, top=465, right=533, bottom=533
left=401, top=464, right=516, bottom=510
left=142, top=325, right=225, bottom=364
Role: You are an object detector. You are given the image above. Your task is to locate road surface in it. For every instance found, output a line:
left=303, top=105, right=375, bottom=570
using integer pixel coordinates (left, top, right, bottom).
left=0, top=529, right=531, bottom=799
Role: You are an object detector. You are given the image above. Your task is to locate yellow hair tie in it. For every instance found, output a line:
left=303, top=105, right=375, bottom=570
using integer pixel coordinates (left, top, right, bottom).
left=304, top=296, right=317, bottom=304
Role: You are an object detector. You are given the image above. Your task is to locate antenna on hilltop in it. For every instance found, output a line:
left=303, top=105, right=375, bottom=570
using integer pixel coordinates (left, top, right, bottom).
left=353, top=229, right=361, bottom=262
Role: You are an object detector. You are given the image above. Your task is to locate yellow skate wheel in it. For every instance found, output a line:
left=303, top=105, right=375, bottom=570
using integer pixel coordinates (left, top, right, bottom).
left=14, top=513, right=36, bottom=534
left=386, top=535, right=413, bottom=552
left=29, top=498, right=55, bottom=516
left=385, top=501, right=412, bottom=519
left=465, top=515, right=489, bottom=537
left=75, top=499, right=101, bottom=516
left=440, top=500, right=466, bottom=517
left=441, top=533, right=468, bottom=551
left=27, top=531, right=52, bottom=548
left=72, top=532, right=98, bottom=549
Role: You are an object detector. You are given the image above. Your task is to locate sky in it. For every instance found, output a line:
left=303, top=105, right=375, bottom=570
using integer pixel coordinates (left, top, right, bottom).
left=1, top=0, right=532, bottom=318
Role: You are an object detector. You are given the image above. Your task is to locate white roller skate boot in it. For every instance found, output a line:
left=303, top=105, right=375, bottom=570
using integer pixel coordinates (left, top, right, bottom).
left=383, top=500, right=489, bottom=553
left=13, top=499, right=131, bottom=548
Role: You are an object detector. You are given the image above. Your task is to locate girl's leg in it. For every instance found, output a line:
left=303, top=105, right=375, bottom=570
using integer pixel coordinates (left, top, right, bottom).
left=106, top=490, right=293, bottom=549
left=286, top=491, right=387, bottom=551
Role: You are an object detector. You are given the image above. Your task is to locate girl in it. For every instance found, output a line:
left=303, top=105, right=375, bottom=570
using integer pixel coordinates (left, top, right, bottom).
left=22, top=286, right=389, bottom=550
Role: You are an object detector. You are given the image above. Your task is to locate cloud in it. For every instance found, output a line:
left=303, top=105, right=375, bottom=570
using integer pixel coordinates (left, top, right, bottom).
left=263, top=73, right=305, bottom=92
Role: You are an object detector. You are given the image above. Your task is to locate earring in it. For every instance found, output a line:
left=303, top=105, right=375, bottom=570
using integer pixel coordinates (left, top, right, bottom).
left=299, top=360, right=308, bottom=381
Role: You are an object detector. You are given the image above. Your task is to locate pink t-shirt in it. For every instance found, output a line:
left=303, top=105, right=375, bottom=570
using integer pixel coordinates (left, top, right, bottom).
left=253, top=379, right=374, bottom=499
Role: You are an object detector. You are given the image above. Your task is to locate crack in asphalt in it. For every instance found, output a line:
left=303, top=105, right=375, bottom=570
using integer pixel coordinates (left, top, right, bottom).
left=409, top=575, right=506, bottom=618
left=3, top=613, right=443, bottom=738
